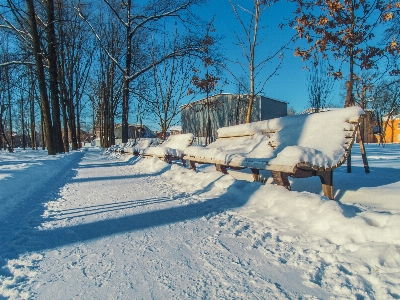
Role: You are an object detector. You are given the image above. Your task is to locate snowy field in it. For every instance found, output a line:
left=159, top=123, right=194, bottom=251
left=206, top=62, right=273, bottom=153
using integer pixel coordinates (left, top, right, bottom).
left=0, top=144, right=399, bottom=299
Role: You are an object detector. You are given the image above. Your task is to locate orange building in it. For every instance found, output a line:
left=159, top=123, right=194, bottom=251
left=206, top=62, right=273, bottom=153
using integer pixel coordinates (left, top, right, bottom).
left=375, top=114, right=400, bottom=143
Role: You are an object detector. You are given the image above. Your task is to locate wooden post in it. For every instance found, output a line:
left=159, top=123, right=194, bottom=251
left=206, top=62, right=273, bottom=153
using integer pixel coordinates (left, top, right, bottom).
left=347, top=152, right=352, bottom=173
left=357, top=126, right=370, bottom=174
left=317, top=170, right=334, bottom=200
left=251, top=168, right=260, bottom=182
left=271, top=171, right=291, bottom=190
left=215, top=164, right=228, bottom=174
left=189, top=160, right=196, bottom=171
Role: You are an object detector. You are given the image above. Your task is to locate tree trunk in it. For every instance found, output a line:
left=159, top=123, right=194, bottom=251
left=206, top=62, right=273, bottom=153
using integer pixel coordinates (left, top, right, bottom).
left=345, top=6, right=356, bottom=172
left=68, top=92, right=78, bottom=150
left=26, top=0, right=56, bottom=155
left=122, top=59, right=131, bottom=143
left=29, top=70, right=37, bottom=150
left=103, top=81, right=110, bottom=147
left=61, top=98, right=69, bottom=152
left=246, top=1, right=260, bottom=124
left=5, top=66, right=14, bottom=149
left=30, top=97, right=37, bottom=150
left=345, top=5, right=355, bottom=108
left=109, top=67, right=115, bottom=146
left=0, top=105, right=13, bottom=153
left=76, top=99, right=82, bottom=148
left=20, top=96, right=26, bottom=150
left=46, top=0, right=64, bottom=153
left=40, top=110, right=45, bottom=150
left=122, top=0, right=132, bottom=143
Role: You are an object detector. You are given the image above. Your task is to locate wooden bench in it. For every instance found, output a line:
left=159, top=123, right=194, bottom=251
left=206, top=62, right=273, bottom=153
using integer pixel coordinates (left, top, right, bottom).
left=142, top=133, right=194, bottom=165
left=119, top=141, right=135, bottom=154
left=132, top=139, right=156, bottom=156
left=183, top=107, right=369, bottom=200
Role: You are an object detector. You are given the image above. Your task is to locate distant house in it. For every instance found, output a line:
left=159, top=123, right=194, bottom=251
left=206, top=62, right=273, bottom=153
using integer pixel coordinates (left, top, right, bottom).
left=94, top=124, right=156, bottom=146
left=181, top=93, right=287, bottom=142
left=113, top=124, right=156, bottom=141
left=375, top=114, right=400, bottom=143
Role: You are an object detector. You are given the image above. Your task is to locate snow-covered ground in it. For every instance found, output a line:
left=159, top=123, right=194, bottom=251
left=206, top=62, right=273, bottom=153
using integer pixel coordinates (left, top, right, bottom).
left=0, top=144, right=399, bottom=299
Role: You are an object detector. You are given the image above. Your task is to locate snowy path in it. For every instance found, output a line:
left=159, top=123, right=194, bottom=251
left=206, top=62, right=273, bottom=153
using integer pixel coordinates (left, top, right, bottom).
left=2, top=145, right=400, bottom=299
left=1, top=148, right=327, bottom=299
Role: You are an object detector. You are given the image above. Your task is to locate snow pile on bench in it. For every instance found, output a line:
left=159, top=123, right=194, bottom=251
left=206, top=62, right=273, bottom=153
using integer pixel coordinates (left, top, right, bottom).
left=144, top=133, right=194, bottom=158
left=134, top=139, right=154, bottom=155
left=184, top=107, right=364, bottom=169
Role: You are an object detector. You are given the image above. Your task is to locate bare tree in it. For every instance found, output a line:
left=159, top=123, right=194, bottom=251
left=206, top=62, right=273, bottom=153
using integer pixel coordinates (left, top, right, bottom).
left=232, top=74, right=249, bottom=125
left=86, top=4, right=124, bottom=148
left=56, top=0, right=94, bottom=150
left=0, top=96, right=13, bottom=153
left=228, top=0, right=292, bottom=123
left=141, top=40, right=197, bottom=140
left=189, top=18, right=222, bottom=145
left=287, top=106, right=296, bottom=116
left=43, top=0, right=64, bottom=153
left=26, top=0, right=57, bottom=155
left=76, top=0, right=207, bottom=143
left=307, top=61, right=334, bottom=112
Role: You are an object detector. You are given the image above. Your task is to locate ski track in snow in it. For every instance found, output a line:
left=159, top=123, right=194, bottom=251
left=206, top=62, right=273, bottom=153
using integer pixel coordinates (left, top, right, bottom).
left=1, top=146, right=399, bottom=299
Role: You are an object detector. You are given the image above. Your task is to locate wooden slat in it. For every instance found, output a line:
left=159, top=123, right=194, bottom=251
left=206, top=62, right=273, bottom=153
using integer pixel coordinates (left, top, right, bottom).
left=266, top=164, right=296, bottom=173
left=217, top=129, right=278, bottom=140
left=217, top=134, right=254, bottom=139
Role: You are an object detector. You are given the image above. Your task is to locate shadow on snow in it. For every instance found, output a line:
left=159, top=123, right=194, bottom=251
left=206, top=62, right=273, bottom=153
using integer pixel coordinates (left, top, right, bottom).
left=0, top=151, right=255, bottom=276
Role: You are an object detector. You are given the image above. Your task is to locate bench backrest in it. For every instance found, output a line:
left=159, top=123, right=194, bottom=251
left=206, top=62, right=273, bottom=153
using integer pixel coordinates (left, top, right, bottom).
left=187, top=107, right=363, bottom=169
left=134, top=139, right=153, bottom=150
left=161, top=133, right=194, bottom=151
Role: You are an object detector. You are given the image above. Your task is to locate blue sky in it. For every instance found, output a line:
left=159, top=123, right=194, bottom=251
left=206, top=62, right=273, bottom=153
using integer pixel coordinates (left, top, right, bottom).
left=189, top=0, right=344, bottom=113
left=139, top=0, right=348, bottom=131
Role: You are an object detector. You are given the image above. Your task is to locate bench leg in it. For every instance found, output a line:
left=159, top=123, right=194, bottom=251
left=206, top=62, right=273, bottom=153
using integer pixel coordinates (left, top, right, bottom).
left=271, top=171, right=291, bottom=190
left=189, top=160, right=196, bottom=171
left=317, top=170, right=334, bottom=200
left=251, top=168, right=260, bottom=182
left=182, top=158, right=186, bottom=167
left=357, top=126, right=370, bottom=174
left=215, top=164, right=228, bottom=174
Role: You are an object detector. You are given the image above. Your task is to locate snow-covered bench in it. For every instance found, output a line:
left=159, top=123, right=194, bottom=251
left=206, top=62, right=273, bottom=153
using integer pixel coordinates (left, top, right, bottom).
left=118, top=141, right=135, bottom=154
left=141, top=133, right=194, bottom=164
left=132, top=139, right=155, bottom=156
left=183, top=107, right=369, bottom=200
left=105, top=143, right=124, bottom=154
